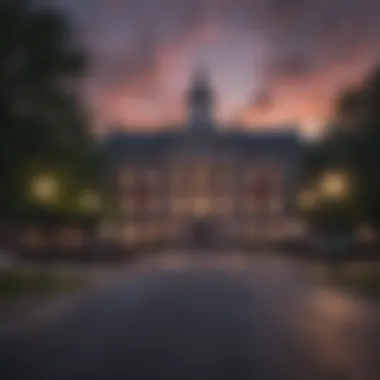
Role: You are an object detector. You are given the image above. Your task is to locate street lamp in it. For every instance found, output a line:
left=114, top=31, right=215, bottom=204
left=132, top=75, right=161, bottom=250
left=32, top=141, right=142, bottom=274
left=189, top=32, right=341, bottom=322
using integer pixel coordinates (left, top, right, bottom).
left=297, top=189, right=318, bottom=212
left=318, top=171, right=350, bottom=201
left=78, top=190, right=103, bottom=213
left=29, top=174, right=60, bottom=205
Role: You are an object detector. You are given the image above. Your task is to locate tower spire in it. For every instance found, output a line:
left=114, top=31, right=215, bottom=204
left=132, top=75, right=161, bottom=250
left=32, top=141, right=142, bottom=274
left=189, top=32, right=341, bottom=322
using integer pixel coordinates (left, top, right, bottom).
left=187, top=68, right=214, bottom=132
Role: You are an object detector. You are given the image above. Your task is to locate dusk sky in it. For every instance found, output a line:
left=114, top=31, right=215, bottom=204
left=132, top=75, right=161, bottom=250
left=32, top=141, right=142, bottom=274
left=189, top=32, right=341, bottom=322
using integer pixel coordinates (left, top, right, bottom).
left=47, top=0, right=380, bottom=137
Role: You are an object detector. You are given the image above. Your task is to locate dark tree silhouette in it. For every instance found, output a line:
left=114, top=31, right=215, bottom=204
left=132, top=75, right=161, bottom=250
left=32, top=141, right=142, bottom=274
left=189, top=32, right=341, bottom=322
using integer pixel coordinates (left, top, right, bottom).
left=0, top=0, right=105, bottom=218
left=303, top=64, right=380, bottom=232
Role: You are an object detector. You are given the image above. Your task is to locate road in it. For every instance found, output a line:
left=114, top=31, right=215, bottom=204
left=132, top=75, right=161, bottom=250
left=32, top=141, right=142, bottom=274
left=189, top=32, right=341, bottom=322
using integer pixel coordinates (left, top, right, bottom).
left=0, top=251, right=379, bottom=380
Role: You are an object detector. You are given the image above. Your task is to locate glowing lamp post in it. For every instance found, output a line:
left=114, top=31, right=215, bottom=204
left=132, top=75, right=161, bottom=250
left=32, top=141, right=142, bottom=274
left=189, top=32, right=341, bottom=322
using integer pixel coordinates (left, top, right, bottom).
left=29, top=174, right=60, bottom=205
left=78, top=190, right=103, bottom=214
left=297, top=189, right=318, bottom=212
left=318, top=171, right=350, bottom=201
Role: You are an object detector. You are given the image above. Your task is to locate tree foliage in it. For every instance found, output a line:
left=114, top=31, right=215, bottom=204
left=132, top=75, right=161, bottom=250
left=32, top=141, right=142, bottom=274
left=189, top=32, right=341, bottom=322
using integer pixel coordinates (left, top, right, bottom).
left=0, top=0, right=106, bottom=218
left=303, top=64, right=380, bottom=230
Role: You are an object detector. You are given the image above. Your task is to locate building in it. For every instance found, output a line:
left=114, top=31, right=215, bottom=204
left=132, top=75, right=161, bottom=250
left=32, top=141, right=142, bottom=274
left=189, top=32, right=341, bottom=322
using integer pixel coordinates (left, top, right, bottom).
left=105, top=71, right=304, bottom=248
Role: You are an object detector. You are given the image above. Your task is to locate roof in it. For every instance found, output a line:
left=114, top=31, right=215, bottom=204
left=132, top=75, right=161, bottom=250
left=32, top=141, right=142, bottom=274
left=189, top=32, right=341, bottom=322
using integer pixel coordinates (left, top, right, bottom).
left=103, top=131, right=183, bottom=162
left=103, top=128, right=303, bottom=162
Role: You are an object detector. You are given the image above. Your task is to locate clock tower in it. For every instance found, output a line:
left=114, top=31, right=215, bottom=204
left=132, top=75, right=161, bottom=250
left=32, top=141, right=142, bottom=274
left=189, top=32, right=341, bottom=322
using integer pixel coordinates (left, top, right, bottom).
left=187, top=69, right=214, bottom=133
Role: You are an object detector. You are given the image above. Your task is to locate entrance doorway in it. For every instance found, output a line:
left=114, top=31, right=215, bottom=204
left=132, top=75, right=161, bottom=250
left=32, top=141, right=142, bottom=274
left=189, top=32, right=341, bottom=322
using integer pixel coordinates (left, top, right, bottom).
left=189, top=219, right=215, bottom=248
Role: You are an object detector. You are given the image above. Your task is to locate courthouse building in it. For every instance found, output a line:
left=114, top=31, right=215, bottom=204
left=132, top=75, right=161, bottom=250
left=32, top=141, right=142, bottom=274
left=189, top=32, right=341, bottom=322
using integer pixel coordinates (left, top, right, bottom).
left=105, top=72, right=304, bottom=247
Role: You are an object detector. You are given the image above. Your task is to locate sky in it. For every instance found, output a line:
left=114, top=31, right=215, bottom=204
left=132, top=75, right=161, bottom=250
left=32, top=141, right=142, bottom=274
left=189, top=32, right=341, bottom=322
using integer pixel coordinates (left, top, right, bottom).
left=48, top=0, right=380, bottom=137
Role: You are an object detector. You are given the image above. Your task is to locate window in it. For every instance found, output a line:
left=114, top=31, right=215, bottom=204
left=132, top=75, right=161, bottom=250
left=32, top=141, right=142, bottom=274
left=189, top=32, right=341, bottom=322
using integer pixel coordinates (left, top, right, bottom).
left=121, top=225, right=137, bottom=244
left=119, top=169, right=136, bottom=190
left=192, top=197, right=212, bottom=217
left=215, top=165, right=234, bottom=194
left=194, top=165, right=210, bottom=189
left=166, top=221, right=182, bottom=239
left=243, top=166, right=258, bottom=185
left=145, top=169, right=160, bottom=187
left=269, top=198, right=283, bottom=213
left=22, top=228, right=45, bottom=248
left=142, top=223, right=158, bottom=242
left=216, top=198, right=235, bottom=214
left=170, top=197, right=188, bottom=215
left=244, top=199, right=257, bottom=213
left=146, top=198, right=161, bottom=213
left=170, top=165, right=186, bottom=193
left=121, top=198, right=135, bottom=214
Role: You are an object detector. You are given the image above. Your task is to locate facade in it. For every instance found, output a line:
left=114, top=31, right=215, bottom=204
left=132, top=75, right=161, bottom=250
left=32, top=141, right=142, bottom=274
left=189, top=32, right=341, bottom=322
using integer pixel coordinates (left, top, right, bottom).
left=106, top=72, right=304, bottom=248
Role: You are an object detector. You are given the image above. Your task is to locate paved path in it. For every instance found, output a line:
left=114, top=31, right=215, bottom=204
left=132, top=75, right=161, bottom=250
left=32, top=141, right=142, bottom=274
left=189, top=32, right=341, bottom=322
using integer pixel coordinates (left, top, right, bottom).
left=0, top=252, right=379, bottom=380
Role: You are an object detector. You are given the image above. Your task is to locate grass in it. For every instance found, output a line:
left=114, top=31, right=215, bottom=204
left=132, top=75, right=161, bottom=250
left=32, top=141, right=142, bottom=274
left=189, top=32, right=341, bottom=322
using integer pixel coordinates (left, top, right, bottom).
left=0, top=269, right=84, bottom=300
left=329, top=269, right=380, bottom=299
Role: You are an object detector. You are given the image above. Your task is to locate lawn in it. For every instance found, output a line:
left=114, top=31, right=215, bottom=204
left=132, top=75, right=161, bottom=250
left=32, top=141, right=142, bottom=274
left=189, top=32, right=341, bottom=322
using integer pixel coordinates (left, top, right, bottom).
left=0, top=269, right=84, bottom=300
left=329, top=269, right=380, bottom=299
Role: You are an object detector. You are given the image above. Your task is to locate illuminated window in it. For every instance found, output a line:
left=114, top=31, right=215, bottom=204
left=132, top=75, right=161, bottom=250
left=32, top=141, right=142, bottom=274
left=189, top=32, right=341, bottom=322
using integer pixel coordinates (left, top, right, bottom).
left=213, top=165, right=233, bottom=194
left=146, top=199, right=161, bottom=213
left=121, top=199, right=135, bottom=214
left=22, top=228, right=45, bottom=248
left=195, top=166, right=210, bottom=185
left=121, top=225, right=137, bottom=244
left=154, top=224, right=164, bottom=241
left=269, top=198, right=283, bottom=213
left=216, top=198, right=234, bottom=214
left=356, top=224, right=377, bottom=243
left=144, top=223, right=158, bottom=242
left=170, top=165, right=187, bottom=196
left=166, top=221, right=182, bottom=239
left=244, top=199, right=257, bottom=212
left=272, top=223, right=286, bottom=240
left=245, top=225, right=256, bottom=240
left=193, top=197, right=211, bottom=217
left=170, top=198, right=188, bottom=215
left=99, top=222, right=116, bottom=240
left=224, top=223, right=235, bottom=237
left=145, top=169, right=160, bottom=186
left=122, top=226, right=136, bottom=243
left=171, top=164, right=184, bottom=181
left=119, top=169, right=135, bottom=190
left=287, top=218, right=307, bottom=238
left=243, top=167, right=258, bottom=185
left=55, top=229, right=85, bottom=249
left=171, top=169, right=182, bottom=185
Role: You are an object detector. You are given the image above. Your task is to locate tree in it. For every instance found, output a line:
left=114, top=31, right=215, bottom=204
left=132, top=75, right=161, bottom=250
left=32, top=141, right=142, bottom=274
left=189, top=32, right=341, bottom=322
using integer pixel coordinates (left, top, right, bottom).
left=0, top=0, right=106, bottom=219
left=335, top=87, right=365, bottom=131
left=302, top=64, right=380, bottom=232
